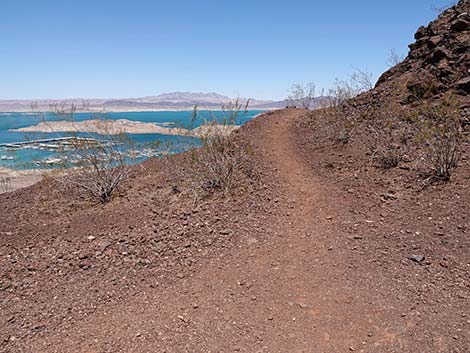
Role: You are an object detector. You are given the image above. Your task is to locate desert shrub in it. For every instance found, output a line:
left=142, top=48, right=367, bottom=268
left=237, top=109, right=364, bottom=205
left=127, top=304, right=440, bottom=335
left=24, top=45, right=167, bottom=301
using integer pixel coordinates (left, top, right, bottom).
left=328, top=68, right=374, bottom=102
left=386, top=49, right=405, bottom=68
left=66, top=134, right=131, bottom=203
left=320, top=103, right=360, bottom=144
left=181, top=100, right=254, bottom=200
left=407, top=80, right=440, bottom=101
left=321, top=68, right=375, bottom=144
left=362, top=106, right=414, bottom=168
left=50, top=104, right=133, bottom=203
left=0, top=176, right=11, bottom=193
left=321, top=86, right=356, bottom=144
left=413, top=96, right=463, bottom=181
left=349, top=67, right=374, bottom=92
left=287, top=82, right=317, bottom=109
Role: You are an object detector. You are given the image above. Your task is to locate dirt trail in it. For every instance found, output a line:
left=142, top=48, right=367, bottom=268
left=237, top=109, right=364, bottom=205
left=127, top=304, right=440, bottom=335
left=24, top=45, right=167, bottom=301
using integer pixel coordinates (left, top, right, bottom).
left=32, top=110, right=398, bottom=352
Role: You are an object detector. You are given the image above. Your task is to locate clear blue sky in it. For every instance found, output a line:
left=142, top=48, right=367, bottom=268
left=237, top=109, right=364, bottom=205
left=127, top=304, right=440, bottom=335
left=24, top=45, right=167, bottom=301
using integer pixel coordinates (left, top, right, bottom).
left=0, top=0, right=454, bottom=100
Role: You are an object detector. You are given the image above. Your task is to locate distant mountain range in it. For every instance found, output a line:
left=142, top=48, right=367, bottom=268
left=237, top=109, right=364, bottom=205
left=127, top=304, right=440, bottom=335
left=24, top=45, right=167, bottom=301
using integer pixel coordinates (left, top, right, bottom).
left=0, top=92, right=326, bottom=112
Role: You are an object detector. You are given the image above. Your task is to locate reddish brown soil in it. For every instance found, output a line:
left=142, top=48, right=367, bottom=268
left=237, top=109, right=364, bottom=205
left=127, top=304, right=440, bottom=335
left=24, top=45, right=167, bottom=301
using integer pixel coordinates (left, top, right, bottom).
left=1, top=108, right=469, bottom=352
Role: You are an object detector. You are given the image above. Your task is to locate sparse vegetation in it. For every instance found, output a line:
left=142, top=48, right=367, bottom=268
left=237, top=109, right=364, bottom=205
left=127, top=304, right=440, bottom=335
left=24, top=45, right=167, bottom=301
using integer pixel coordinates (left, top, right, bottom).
left=321, top=69, right=374, bottom=144
left=179, top=100, right=254, bottom=200
left=407, top=80, right=440, bottom=101
left=350, top=68, right=374, bottom=92
left=322, top=81, right=465, bottom=180
left=362, top=104, right=413, bottom=168
left=51, top=103, right=134, bottom=203
left=386, top=49, right=405, bottom=67
left=413, top=96, right=463, bottom=181
left=288, top=82, right=317, bottom=109
left=320, top=104, right=359, bottom=144
left=66, top=134, right=131, bottom=203
left=0, top=176, right=11, bottom=193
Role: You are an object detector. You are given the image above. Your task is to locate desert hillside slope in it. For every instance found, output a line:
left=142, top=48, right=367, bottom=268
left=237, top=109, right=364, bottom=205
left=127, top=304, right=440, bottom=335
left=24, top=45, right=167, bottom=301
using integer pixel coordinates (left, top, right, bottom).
left=377, top=0, right=470, bottom=95
left=353, top=0, right=469, bottom=116
left=1, top=2, right=470, bottom=353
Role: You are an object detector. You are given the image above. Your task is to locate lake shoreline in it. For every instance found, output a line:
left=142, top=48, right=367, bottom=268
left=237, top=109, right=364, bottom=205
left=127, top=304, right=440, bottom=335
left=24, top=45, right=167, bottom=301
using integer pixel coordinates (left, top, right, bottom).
left=0, top=166, right=45, bottom=193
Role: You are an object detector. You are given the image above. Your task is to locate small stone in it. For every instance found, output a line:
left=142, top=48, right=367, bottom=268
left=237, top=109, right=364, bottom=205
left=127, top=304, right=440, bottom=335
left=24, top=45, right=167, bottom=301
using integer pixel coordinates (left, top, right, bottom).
left=78, top=252, right=89, bottom=260
left=439, top=261, right=449, bottom=268
left=414, top=26, right=427, bottom=39
left=428, top=35, right=442, bottom=48
left=409, top=255, right=425, bottom=263
left=79, top=261, right=91, bottom=270
left=431, top=47, right=450, bottom=63
left=451, top=19, right=469, bottom=32
left=87, top=235, right=96, bottom=241
left=246, top=237, right=258, bottom=245
left=178, top=315, right=190, bottom=323
left=456, top=77, right=470, bottom=94
left=220, top=229, right=231, bottom=235
left=381, top=193, right=397, bottom=201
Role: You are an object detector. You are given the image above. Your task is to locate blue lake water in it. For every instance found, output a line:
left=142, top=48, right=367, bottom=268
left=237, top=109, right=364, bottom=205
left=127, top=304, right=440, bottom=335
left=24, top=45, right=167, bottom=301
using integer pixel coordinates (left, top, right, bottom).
left=0, top=110, right=263, bottom=170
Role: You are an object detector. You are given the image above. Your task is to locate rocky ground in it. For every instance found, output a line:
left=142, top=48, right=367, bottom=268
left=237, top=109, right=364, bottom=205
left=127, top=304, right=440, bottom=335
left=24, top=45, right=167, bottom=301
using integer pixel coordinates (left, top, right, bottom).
left=1, top=108, right=469, bottom=352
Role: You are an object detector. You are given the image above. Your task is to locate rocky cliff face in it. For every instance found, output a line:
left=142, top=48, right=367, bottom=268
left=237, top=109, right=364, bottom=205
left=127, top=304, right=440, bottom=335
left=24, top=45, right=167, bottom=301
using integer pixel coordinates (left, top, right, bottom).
left=377, top=0, right=470, bottom=96
left=353, top=0, right=469, bottom=120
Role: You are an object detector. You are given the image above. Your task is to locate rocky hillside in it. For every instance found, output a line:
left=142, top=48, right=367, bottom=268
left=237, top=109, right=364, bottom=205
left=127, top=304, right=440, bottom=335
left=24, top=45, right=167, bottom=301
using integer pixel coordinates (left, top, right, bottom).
left=357, top=0, right=470, bottom=117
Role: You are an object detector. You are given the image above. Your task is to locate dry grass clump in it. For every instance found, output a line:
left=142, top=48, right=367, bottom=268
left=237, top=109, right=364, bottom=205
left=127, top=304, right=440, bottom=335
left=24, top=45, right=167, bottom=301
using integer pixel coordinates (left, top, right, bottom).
left=412, top=95, right=463, bottom=181
left=177, top=100, right=255, bottom=201
left=362, top=104, right=414, bottom=169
